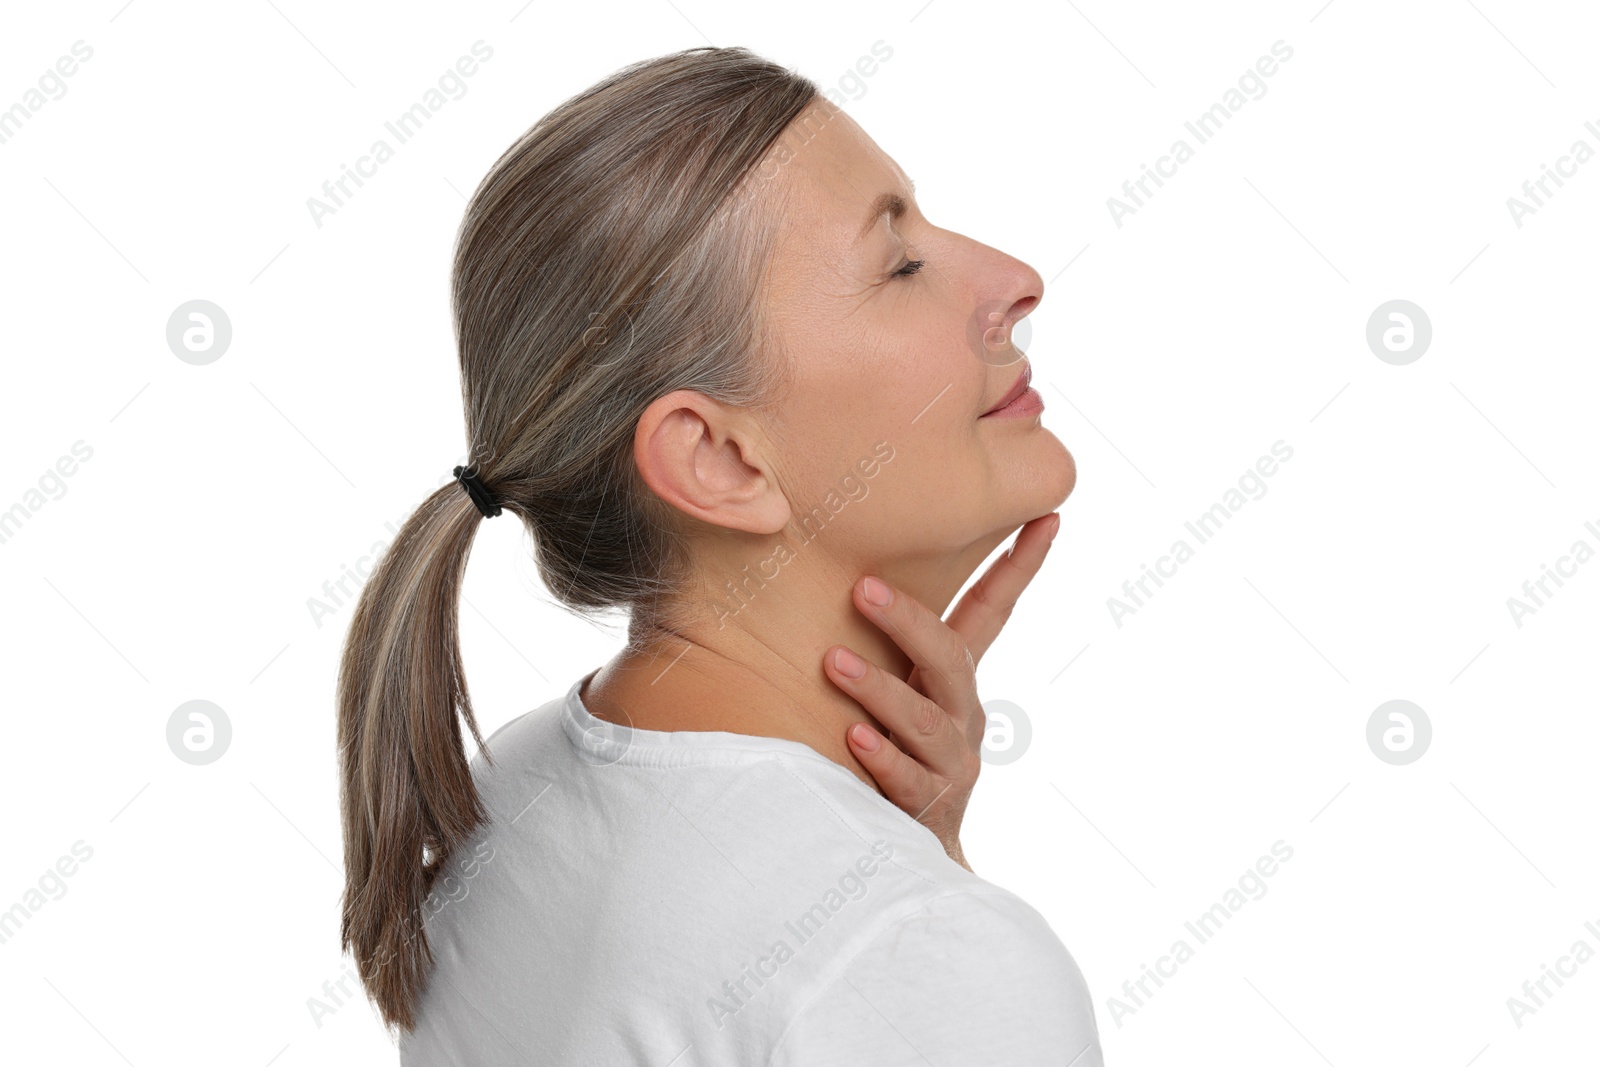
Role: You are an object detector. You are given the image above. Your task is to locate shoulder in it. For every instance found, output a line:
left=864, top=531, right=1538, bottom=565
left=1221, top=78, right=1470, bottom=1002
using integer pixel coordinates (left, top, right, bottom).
left=768, top=885, right=1103, bottom=1067
left=463, top=696, right=565, bottom=789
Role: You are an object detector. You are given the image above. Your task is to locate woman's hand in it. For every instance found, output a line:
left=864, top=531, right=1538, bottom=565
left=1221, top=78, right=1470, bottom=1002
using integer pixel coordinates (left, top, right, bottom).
left=822, top=512, right=1063, bottom=872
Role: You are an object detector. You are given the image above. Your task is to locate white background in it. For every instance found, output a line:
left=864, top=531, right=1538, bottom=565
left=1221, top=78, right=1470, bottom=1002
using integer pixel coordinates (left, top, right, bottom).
left=1, top=1, right=1596, bottom=1064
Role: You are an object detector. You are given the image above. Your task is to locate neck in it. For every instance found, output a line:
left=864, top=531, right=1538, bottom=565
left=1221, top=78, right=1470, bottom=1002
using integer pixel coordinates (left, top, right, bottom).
left=581, top=527, right=1009, bottom=795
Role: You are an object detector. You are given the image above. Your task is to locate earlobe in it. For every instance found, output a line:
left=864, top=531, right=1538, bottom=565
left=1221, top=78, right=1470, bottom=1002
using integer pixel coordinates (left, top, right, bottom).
left=632, top=389, right=790, bottom=536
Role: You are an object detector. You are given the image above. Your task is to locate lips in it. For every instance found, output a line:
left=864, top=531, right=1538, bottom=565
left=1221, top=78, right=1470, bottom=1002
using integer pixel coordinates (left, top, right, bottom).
left=982, top=363, right=1032, bottom=416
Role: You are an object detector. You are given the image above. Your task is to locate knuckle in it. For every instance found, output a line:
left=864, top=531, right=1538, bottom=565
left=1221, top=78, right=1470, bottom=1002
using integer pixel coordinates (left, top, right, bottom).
left=913, top=697, right=941, bottom=737
left=946, top=629, right=975, bottom=672
left=970, top=575, right=1011, bottom=615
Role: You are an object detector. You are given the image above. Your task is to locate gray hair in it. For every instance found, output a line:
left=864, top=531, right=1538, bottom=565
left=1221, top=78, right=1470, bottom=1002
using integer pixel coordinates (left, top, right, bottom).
left=336, top=46, right=822, bottom=1031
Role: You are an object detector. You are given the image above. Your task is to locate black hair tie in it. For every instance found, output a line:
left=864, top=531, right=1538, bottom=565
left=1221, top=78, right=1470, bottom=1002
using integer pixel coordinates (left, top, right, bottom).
left=453, top=465, right=502, bottom=518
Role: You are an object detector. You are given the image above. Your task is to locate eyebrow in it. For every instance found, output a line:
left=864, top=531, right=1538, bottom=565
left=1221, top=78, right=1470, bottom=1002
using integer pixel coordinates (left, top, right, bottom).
left=857, top=180, right=916, bottom=239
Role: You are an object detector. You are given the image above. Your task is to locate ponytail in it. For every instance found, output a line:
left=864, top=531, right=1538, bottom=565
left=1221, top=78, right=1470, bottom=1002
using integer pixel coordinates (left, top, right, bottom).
left=335, top=484, right=493, bottom=1031
left=333, top=44, right=821, bottom=1034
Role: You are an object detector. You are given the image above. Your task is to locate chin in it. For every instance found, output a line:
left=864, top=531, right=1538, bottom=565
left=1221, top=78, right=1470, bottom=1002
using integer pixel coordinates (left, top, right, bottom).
left=1027, top=428, right=1076, bottom=510
left=971, top=434, right=1075, bottom=544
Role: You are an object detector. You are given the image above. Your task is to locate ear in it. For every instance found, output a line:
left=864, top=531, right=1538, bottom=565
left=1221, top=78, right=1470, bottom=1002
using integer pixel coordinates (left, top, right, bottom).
left=632, top=389, right=790, bottom=536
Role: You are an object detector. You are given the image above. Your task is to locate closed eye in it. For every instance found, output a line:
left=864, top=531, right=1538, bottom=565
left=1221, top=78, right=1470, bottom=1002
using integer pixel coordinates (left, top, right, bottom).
left=892, top=258, right=926, bottom=279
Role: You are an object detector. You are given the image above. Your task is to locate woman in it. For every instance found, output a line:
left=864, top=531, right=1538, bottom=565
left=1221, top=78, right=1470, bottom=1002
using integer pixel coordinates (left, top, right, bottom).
left=337, top=45, right=1102, bottom=1065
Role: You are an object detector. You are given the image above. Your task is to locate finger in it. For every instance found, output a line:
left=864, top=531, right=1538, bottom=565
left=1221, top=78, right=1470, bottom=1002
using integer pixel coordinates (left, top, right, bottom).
left=824, top=643, right=974, bottom=784
left=850, top=576, right=979, bottom=723
left=945, top=511, right=1061, bottom=666
left=844, top=720, right=943, bottom=821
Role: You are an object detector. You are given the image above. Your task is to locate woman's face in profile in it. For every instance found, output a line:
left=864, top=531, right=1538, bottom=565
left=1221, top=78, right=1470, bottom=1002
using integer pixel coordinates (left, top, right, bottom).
left=757, top=100, right=1076, bottom=566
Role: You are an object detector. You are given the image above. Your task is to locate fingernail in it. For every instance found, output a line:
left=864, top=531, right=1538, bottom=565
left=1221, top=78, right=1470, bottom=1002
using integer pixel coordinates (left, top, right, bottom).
left=1048, top=513, right=1062, bottom=541
left=861, top=576, right=892, bottom=606
left=850, top=723, right=880, bottom=752
left=834, top=646, right=867, bottom=678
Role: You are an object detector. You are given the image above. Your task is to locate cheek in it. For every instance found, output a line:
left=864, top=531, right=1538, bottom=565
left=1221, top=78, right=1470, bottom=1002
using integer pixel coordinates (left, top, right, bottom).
left=877, top=320, right=986, bottom=422
left=776, top=305, right=985, bottom=472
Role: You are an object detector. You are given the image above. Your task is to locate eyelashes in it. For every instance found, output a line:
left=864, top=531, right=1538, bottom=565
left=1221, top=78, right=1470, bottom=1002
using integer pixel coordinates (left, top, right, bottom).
left=891, top=257, right=926, bottom=279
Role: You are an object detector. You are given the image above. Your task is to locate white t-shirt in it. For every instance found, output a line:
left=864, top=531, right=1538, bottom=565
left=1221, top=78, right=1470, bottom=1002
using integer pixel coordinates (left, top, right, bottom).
left=399, top=668, right=1104, bottom=1066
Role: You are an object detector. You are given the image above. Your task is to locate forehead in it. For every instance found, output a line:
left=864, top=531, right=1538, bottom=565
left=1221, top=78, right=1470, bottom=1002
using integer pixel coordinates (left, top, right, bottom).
left=760, top=101, right=909, bottom=241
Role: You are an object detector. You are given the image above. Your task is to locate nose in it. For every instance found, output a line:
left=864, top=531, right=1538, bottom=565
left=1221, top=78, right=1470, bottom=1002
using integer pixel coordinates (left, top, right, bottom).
left=1000, top=255, right=1044, bottom=339
left=974, top=253, right=1043, bottom=365
left=1002, top=293, right=1039, bottom=340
